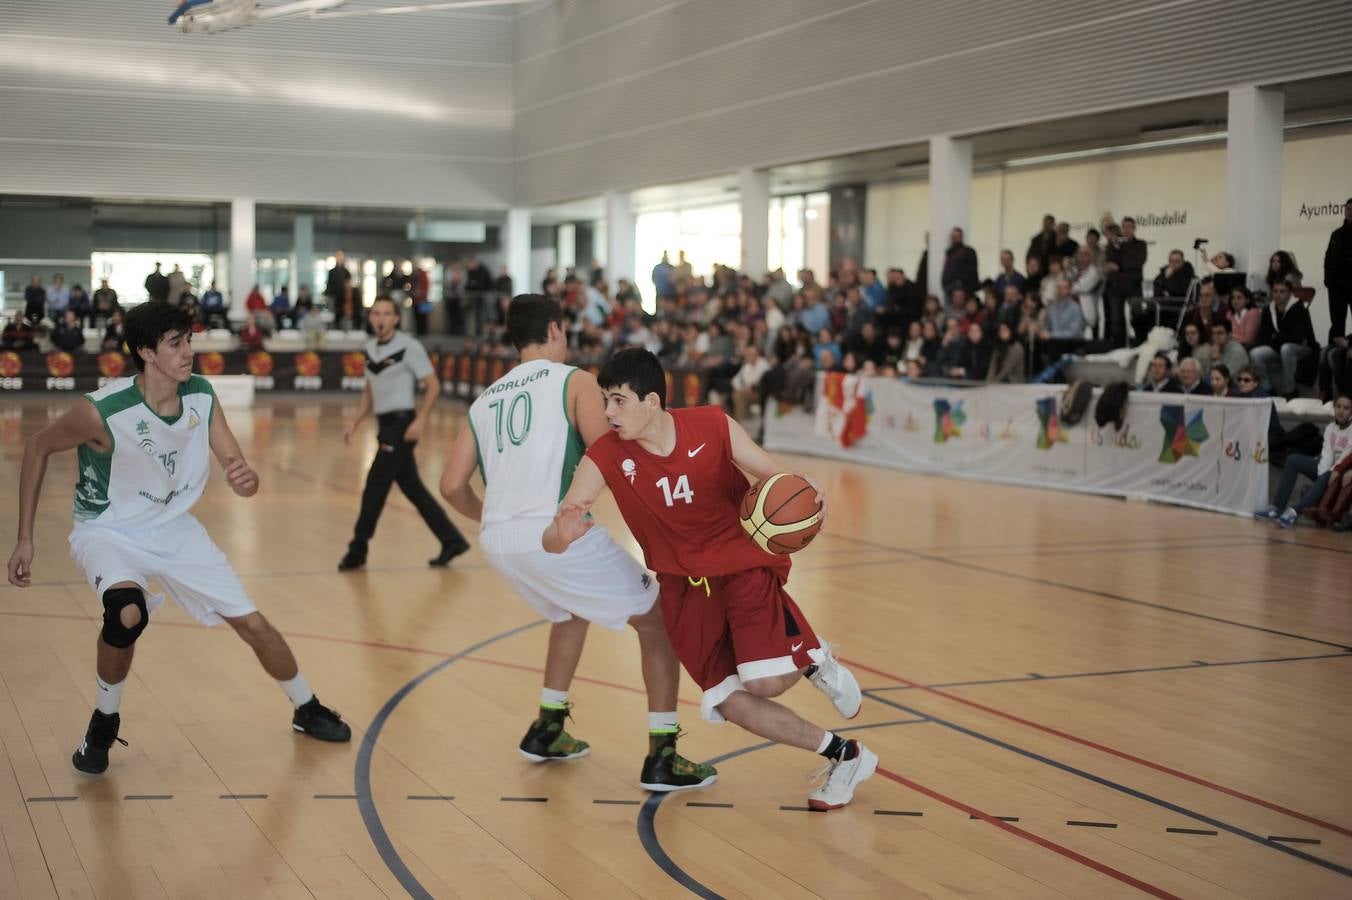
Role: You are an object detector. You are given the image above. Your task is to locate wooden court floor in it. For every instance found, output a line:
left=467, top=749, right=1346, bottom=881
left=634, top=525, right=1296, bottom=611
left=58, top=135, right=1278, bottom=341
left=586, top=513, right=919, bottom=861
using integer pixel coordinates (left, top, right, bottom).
left=1, top=393, right=1350, bottom=899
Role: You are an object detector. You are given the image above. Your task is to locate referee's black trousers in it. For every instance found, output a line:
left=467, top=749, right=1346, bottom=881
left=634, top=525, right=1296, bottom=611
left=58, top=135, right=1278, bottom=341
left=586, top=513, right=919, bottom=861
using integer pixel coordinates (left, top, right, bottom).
left=347, top=410, right=465, bottom=555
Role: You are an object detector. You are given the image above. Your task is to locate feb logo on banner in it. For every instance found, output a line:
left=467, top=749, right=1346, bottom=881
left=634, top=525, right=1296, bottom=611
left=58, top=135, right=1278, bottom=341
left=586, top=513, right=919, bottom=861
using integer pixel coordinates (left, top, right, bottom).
left=341, top=352, right=366, bottom=390
left=0, top=350, right=23, bottom=390
left=247, top=351, right=275, bottom=390
left=97, top=352, right=127, bottom=387
left=294, top=351, right=322, bottom=390
left=198, top=351, right=226, bottom=375
left=682, top=373, right=702, bottom=408
left=46, top=351, right=75, bottom=390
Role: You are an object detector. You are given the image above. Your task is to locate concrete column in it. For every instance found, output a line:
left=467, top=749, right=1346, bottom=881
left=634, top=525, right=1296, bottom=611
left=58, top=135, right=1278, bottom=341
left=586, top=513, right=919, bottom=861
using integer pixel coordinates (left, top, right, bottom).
left=291, top=213, right=313, bottom=301
left=738, top=167, right=770, bottom=278
left=229, top=197, right=255, bottom=323
left=604, top=190, right=635, bottom=288
left=927, top=135, right=973, bottom=298
left=557, top=223, right=577, bottom=271
left=505, top=207, right=531, bottom=297
left=1226, top=86, right=1284, bottom=277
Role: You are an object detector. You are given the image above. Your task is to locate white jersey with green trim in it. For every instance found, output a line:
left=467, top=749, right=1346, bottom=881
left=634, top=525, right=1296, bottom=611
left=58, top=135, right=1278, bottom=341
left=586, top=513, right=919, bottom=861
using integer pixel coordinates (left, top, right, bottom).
left=73, top=375, right=217, bottom=529
left=468, top=359, right=584, bottom=532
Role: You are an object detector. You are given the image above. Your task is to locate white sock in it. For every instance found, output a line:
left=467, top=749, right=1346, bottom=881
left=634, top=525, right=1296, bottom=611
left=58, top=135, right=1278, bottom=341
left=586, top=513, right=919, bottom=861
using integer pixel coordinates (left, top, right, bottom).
left=95, top=675, right=124, bottom=716
left=648, top=711, right=679, bottom=734
left=278, top=673, right=313, bottom=708
left=540, top=687, right=569, bottom=710
left=815, top=731, right=834, bottom=754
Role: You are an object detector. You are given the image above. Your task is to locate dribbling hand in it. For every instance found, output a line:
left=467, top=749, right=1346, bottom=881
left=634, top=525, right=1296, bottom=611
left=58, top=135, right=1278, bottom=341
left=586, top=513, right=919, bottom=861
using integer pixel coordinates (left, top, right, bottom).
left=552, top=501, right=594, bottom=548
left=7, top=540, right=34, bottom=588
left=225, top=457, right=260, bottom=497
left=804, top=475, right=828, bottom=528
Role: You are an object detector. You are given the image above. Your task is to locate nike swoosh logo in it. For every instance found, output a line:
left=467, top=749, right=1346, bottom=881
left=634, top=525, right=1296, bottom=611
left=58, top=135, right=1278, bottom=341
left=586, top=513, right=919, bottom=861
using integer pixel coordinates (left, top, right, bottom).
left=687, top=443, right=706, bottom=457
left=790, top=641, right=804, bottom=652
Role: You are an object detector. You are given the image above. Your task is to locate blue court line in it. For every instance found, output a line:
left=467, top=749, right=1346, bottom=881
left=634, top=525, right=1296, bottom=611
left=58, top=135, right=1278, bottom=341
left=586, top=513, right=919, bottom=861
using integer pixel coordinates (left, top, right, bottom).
left=636, top=718, right=929, bottom=900
left=862, top=690, right=1352, bottom=879
left=354, top=619, right=547, bottom=900
left=866, top=650, right=1352, bottom=693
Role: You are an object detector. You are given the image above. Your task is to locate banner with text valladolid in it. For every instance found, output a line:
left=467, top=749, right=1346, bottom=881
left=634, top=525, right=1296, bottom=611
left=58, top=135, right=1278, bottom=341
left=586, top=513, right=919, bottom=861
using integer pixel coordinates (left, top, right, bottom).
left=763, top=374, right=1271, bottom=516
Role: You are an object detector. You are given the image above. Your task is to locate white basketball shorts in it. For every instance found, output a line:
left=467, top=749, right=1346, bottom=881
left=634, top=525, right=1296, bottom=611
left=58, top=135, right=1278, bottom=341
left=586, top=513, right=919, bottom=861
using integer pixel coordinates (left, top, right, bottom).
left=480, top=519, right=657, bottom=630
left=69, top=515, right=257, bottom=625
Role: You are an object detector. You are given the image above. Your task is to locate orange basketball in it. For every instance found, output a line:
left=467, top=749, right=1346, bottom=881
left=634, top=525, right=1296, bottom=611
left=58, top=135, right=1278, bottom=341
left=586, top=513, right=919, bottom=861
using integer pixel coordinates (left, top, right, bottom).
left=740, top=473, right=823, bottom=555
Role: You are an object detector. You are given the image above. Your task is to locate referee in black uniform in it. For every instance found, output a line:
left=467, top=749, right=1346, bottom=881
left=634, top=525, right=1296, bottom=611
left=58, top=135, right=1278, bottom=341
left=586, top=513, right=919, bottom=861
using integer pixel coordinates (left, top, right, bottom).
left=339, top=296, right=469, bottom=571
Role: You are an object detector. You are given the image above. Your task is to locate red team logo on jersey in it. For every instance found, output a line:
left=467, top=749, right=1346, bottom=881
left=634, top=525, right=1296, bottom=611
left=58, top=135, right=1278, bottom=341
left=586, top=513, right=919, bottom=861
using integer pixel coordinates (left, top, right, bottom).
left=295, top=351, right=322, bottom=377
left=342, top=352, right=366, bottom=377
left=46, top=352, right=74, bottom=377
left=247, top=351, right=274, bottom=377
left=199, top=351, right=226, bottom=375
left=97, top=352, right=127, bottom=378
left=0, top=351, right=22, bottom=377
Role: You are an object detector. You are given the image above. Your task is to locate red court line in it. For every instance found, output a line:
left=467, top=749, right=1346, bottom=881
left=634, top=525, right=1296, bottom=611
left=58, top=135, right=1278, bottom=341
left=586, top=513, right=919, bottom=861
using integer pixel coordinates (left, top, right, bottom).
left=876, top=766, right=1182, bottom=900
left=0, top=608, right=699, bottom=707
left=850, top=658, right=1352, bottom=840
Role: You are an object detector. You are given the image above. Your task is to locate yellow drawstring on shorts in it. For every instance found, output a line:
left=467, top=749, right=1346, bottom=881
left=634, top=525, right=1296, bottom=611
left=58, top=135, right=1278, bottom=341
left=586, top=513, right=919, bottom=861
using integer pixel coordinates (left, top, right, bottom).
left=687, top=576, right=710, bottom=597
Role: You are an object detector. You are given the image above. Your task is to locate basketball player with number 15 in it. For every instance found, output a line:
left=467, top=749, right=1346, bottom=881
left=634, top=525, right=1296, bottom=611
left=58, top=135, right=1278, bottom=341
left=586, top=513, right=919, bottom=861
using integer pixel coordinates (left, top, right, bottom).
left=544, top=348, right=877, bottom=810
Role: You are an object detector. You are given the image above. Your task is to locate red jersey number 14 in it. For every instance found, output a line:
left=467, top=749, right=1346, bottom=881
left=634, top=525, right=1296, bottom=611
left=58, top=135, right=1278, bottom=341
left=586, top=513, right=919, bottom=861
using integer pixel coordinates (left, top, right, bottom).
left=655, top=474, right=694, bottom=506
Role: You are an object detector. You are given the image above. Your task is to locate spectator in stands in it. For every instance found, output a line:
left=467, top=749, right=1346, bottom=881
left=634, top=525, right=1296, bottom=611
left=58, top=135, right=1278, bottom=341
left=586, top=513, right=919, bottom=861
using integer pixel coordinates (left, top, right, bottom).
left=996, top=284, right=1024, bottom=332
left=948, top=322, right=989, bottom=381
left=326, top=251, right=353, bottom=308
left=941, top=227, right=979, bottom=301
left=1207, top=250, right=1237, bottom=275
left=1211, top=317, right=1249, bottom=375
left=50, top=309, right=86, bottom=353
left=800, top=287, right=831, bottom=334
left=731, top=343, right=770, bottom=422
left=68, top=284, right=91, bottom=328
left=199, top=281, right=226, bottom=328
left=92, top=278, right=119, bottom=327
left=1191, top=278, right=1227, bottom=331
left=1104, top=216, right=1147, bottom=347
left=994, top=250, right=1025, bottom=300
left=294, top=285, right=314, bottom=322
left=885, top=268, right=923, bottom=329
left=1038, top=277, right=1086, bottom=364
left=1053, top=222, right=1079, bottom=262
left=2, top=312, right=36, bottom=351
left=1139, top=353, right=1180, bottom=393
left=238, top=313, right=265, bottom=350
left=1234, top=365, right=1282, bottom=446
left=1319, top=337, right=1350, bottom=403
left=1251, top=281, right=1317, bottom=397
left=986, top=322, right=1026, bottom=383
left=860, top=268, right=885, bottom=310
left=1175, top=357, right=1211, bottom=395
left=1210, top=364, right=1236, bottom=397
left=1084, top=227, right=1105, bottom=272
left=880, top=326, right=905, bottom=371
left=956, top=290, right=983, bottom=332
left=812, top=328, right=841, bottom=370
left=847, top=320, right=885, bottom=367
left=1324, top=198, right=1352, bottom=340
left=271, top=286, right=293, bottom=329
left=1040, top=257, right=1064, bottom=306
left=931, top=317, right=965, bottom=377
left=46, top=274, right=70, bottom=321
left=145, top=262, right=169, bottom=303
left=1069, top=245, right=1102, bottom=339
left=1266, top=250, right=1303, bottom=292
left=102, top=310, right=125, bottom=352
left=1256, top=395, right=1352, bottom=527
left=166, top=264, right=189, bottom=306
left=918, top=319, right=940, bottom=367
left=1228, top=286, right=1261, bottom=347
left=1027, top=215, right=1056, bottom=270
left=1023, top=255, right=1045, bottom=298
left=1178, top=322, right=1211, bottom=373
left=1152, top=249, right=1195, bottom=299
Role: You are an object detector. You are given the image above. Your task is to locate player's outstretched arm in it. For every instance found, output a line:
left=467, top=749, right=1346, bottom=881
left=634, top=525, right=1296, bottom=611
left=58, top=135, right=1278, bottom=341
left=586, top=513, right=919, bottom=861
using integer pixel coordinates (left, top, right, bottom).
left=542, top=455, right=606, bottom=554
left=726, top=414, right=828, bottom=523
left=343, top=380, right=373, bottom=445
left=439, top=422, right=482, bottom=521
left=8, top=399, right=105, bottom=587
left=208, top=404, right=260, bottom=498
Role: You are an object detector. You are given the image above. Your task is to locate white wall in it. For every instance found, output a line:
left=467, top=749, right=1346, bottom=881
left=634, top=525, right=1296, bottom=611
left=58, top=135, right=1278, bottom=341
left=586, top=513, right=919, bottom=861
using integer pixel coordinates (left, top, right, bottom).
left=865, top=129, right=1352, bottom=336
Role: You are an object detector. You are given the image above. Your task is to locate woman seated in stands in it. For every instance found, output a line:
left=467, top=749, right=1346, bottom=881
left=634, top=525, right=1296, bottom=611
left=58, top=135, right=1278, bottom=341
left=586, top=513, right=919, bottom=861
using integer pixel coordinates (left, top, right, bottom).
left=1266, top=250, right=1303, bottom=292
left=2, top=312, right=36, bottom=351
left=1256, top=395, right=1352, bottom=528
left=238, top=312, right=266, bottom=351
left=1229, top=286, right=1261, bottom=348
left=1177, top=322, right=1212, bottom=372
left=1209, top=364, right=1237, bottom=397
left=986, top=322, right=1026, bottom=383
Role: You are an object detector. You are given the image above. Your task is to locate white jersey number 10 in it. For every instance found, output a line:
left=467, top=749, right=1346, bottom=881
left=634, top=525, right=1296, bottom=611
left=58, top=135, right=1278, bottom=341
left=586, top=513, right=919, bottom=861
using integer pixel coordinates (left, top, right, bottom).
left=655, top=474, right=694, bottom=506
left=488, top=391, right=532, bottom=452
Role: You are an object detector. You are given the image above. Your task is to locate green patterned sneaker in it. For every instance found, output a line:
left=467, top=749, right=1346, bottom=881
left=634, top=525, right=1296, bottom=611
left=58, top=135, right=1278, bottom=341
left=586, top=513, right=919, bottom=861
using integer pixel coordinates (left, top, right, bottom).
left=639, top=730, right=718, bottom=792
left=518, top=704, right=591, bottom=762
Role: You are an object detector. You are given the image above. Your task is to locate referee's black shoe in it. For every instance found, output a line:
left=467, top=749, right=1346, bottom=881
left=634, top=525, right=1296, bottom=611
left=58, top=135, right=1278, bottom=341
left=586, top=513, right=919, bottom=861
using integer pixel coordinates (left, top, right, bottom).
left=429, top=538, right=471, bottom=567
left=337, top=550, right=365, bottom=571
left=292, top=697, right=352, bottom=742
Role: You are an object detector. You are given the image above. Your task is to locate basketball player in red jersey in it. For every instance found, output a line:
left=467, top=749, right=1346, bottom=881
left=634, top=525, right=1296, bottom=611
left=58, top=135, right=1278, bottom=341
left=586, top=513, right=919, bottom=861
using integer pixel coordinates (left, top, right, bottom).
left=543, top=348, right=877, bottom=810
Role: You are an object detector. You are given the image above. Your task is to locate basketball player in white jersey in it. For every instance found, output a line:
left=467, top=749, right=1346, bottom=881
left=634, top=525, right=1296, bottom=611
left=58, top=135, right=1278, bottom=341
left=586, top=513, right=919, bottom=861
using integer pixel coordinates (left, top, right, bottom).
left=7, top=303, right=350, bottom=776
left=439, top=294, right=715, bottom=791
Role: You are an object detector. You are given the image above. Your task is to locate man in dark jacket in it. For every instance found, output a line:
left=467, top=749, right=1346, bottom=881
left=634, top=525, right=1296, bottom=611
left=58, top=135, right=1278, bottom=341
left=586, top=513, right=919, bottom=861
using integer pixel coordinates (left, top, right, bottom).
left=883, top=267, right=924, bottom=330
left=1251, top=281, right=1317, bottom=397
left=1103, top=216, right=1148, bottom=348
left=1152, top=249, right=1196, bottom=298
left=941, top=227, right=979, bottom=302
left=1027, top=215, right=1056, bottom=270
left=1324, top=198, right=1352, bottom=340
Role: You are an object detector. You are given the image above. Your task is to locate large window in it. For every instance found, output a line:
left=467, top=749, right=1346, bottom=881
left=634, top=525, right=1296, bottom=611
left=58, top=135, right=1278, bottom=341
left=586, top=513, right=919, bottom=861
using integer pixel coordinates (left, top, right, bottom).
left=90, top=252, right=215, bottom=304
left=769, top=192, right=830, bottom=282
left=635, top=203, right=741, bottom=312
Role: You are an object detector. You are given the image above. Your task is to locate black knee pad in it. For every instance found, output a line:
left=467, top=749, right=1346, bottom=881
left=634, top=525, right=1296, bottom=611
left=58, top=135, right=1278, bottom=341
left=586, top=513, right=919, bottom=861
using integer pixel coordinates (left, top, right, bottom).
left=101, top=587, right=149, bottom=649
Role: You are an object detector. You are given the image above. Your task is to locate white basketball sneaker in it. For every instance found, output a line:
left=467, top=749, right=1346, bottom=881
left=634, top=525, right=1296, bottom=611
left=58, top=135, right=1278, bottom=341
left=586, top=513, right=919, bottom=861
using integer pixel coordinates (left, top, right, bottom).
left=807, top=741, right=879, bottom=811
left=807, top=641, right=862, bottom=719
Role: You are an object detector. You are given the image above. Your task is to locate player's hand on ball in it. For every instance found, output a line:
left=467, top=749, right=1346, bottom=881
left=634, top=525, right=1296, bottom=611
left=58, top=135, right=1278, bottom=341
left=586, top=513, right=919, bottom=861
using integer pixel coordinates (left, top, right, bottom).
left=225, top=457, right=260, bottom=497
left=7, top=540, right=33, bottom=588
left=804, top=474, right=828, bottom=527
left=553, top=501, right=594, bottom=546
